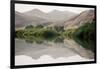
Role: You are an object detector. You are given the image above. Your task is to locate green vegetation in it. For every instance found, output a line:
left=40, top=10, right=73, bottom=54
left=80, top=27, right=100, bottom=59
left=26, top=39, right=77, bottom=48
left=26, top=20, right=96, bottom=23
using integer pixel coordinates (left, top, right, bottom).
left=15, top=25, right=76, bottom=40
left=73, top=21, right=96, bottom=52
left=25, top=25, right=34, bottom=29
left=63, top=29, right=76, bottom=38
left=15, top=21, right=96, bottom=52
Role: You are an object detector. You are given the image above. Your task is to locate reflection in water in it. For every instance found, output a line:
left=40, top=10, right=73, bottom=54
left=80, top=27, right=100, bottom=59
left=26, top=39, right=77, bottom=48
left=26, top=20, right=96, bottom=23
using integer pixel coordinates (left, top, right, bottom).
left=25, top=36, right=64, bottom=44
left=15, top=36, right=94, bottom=65
left=64, top=39, right=94, bottom=59
left=74, top=37, right=95, bottom=53
left=15, top=55, right=93, bottom=65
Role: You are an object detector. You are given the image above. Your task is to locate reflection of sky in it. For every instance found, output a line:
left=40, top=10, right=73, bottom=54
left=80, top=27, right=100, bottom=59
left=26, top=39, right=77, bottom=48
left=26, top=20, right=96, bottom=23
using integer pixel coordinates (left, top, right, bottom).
left=15, top=55, right=94, bottom=65
left=15, top=3, right=94, bottom=13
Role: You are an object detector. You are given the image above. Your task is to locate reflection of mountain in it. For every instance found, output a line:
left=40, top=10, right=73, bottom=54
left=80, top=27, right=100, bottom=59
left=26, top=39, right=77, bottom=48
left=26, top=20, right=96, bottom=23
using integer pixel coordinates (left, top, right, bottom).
left=15, top=39, right=94, bottom=59
left=15, top=39, right=75, bottom=59
left=15, top=55, right=93, bottom=65
left=64, top=39, right=94, bottom=59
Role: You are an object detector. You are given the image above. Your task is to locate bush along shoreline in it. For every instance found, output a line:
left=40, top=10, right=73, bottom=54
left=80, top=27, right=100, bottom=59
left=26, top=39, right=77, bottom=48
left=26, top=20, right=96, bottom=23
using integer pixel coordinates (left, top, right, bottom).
left=15, top=21, right=96, bottom=52
left=73, top=21, right=96, bottom=52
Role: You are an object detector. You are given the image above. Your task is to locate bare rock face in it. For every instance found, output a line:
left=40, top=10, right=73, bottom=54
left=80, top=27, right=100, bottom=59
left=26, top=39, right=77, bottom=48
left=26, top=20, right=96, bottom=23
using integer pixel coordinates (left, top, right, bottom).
left=64, top=10, right=95, bottom=30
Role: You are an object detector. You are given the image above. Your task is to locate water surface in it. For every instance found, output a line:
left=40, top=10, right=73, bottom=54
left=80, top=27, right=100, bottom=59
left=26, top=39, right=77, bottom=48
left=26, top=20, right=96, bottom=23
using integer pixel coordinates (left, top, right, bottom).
left=15, top=38, right=94, bottom=65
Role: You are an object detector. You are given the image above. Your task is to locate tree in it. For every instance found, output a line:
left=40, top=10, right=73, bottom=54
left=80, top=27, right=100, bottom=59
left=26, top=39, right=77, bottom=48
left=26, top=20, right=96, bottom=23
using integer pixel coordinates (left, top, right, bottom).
left=25, top=25, right=34, bottom=29
left=35, top=25, right=44, bottom=28
left=53, top=26, right=64, bottom=32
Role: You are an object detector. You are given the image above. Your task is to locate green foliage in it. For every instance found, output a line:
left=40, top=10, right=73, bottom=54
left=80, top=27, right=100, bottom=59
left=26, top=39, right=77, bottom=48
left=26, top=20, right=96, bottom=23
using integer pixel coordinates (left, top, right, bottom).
left=74, top=21, right=96, bottom=40
left=16, top=25, right=76, bottom=40
left=53, top=26, right=65, bottom=32
left=63, top=29, right=76, bottom=38
left=16, top=25, right=59, bottom=39
left=15, top=21, right=96, bottom=52
left=53, top=36, right=64, bottom=43
left=41, top=30, right=58, bottom=38
left=25, top=25, right=34, bottom=29
left=15, top=30, right=25, bottom=38
left=35, top=24, right=44, bottom=28
left=73, top=21, right=96, bottom=52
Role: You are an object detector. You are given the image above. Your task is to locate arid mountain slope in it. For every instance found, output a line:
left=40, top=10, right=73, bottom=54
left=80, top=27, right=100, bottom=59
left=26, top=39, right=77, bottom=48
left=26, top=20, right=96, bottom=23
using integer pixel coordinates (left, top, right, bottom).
left=64, top=10, right=95, bottom=29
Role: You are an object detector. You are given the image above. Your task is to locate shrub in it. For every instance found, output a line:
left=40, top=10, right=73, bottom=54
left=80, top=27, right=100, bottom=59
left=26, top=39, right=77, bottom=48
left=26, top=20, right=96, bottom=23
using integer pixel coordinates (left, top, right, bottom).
left=25, top=25, right=34, bottom=29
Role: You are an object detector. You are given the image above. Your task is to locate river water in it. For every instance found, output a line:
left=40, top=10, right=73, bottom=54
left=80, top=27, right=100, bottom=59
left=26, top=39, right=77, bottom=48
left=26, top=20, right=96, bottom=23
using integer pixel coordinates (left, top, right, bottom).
left=15, top=38, right=94, bottom=65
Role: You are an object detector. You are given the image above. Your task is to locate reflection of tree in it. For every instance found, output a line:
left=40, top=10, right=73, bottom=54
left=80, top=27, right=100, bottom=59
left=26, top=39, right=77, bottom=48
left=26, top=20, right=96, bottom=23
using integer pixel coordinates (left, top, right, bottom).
left=53, top=36, right=64, bottom=43
left=25, top=37, right=44, bottom=44
left=24, top=36, right=64, bottom=44
left=74, top=37, right=95, bottom=53
left=25, top=39, right=34, bottom=43
left=15, top=21, right=96, bottom=54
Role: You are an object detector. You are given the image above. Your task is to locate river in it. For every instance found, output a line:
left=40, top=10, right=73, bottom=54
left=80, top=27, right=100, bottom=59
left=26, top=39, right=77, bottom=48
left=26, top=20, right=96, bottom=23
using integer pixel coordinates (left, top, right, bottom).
left=15, top=38, right=94, bottom=65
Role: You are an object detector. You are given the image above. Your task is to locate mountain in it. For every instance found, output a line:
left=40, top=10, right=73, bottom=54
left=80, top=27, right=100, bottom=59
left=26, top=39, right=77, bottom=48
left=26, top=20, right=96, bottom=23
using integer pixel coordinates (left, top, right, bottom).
left=64, top=10, right=95, bottom=29
left=47, top=10, right=76, bottom=22
left=24, top=9, right=47, bottom=18
left=15, top=9, right=94, bottom=29
left=15, top=11, right=49, bottom=28
left=24, top=9, right=76, bottom=24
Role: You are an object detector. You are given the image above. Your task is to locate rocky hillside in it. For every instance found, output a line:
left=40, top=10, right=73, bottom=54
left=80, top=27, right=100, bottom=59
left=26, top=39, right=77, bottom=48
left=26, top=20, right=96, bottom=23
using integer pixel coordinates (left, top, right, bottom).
left=64, top=10, right=95, bottom=30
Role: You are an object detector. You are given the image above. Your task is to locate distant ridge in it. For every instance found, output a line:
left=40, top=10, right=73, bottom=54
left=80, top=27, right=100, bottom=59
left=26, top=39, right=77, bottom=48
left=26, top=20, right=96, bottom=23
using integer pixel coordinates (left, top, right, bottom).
left=15, top=11, right=48, bottom=28
left=24, top=9, right=77, bottom=24
left=15, top=9, right=94, bottom=30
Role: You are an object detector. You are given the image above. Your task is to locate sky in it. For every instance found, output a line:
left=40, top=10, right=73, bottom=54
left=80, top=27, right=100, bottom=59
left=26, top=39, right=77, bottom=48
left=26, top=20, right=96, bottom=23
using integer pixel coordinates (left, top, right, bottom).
left=15, top=4, right=94, bottom=13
